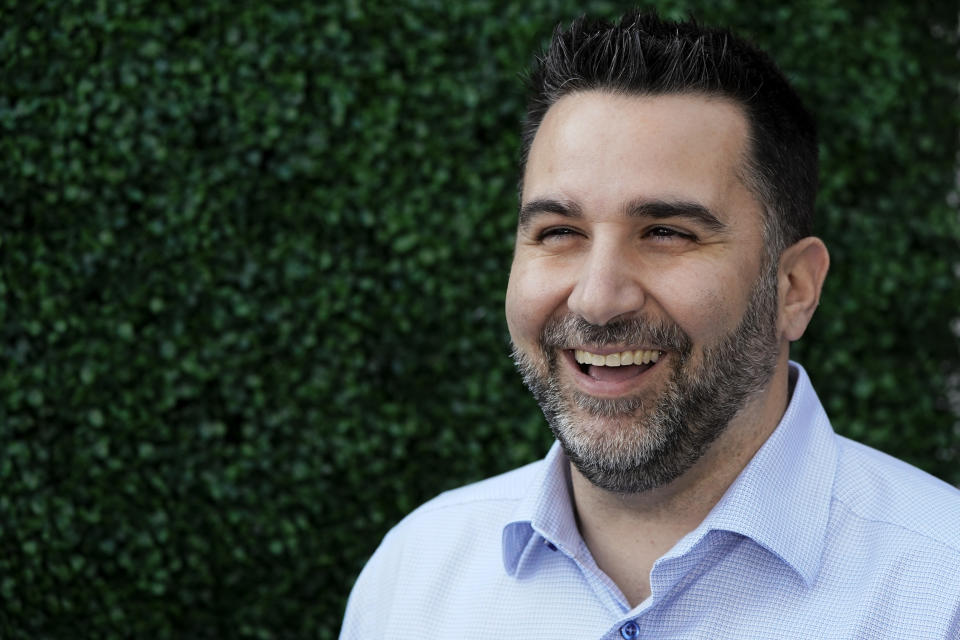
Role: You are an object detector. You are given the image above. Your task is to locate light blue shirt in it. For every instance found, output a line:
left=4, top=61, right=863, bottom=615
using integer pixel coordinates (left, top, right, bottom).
left=340, top=363, right=960, bottom=639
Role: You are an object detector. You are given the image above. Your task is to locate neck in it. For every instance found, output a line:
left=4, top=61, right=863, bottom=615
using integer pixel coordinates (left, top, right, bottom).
left=570, top=356, right=792, bottom=606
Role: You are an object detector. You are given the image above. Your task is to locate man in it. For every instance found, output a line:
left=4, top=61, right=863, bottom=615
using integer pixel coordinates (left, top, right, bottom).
left=340, top=11, right=960, bottom=639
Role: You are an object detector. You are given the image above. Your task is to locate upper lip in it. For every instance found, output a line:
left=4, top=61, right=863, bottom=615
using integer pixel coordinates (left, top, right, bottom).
left=567, top=346, right=662, bottom=356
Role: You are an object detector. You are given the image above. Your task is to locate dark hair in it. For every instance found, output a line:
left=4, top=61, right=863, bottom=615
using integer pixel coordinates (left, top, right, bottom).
left=521, top=10, right=818, bottom=256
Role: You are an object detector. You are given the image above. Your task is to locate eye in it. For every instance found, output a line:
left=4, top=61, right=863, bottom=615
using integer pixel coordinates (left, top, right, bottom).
left=536, top=226, right=580, bottom=242
left=645, top=226, right=695, bottom=241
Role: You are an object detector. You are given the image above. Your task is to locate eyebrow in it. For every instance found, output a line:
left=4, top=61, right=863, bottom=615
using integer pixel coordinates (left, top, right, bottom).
left=625, top=199, right=728, bottom=232
left=517, top=197, right=728, bottom=232
left=517, top=198, right=583, bottom=230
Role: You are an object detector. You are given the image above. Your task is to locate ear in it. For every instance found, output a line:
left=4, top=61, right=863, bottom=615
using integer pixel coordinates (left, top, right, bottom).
left=778, top=237, right=830, bottom=342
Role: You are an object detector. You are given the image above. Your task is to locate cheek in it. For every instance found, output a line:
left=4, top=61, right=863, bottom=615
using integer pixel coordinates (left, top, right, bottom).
left=505, top=257, right=570, bottom=347
left=648, top=267, right=741, bottom=340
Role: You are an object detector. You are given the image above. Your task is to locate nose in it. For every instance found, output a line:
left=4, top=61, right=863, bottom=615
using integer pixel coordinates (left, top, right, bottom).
left=566, top=241, right=646, bottom=327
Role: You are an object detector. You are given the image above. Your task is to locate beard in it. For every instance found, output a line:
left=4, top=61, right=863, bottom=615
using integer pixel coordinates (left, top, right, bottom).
left=511, top=262, right=781, bottom=494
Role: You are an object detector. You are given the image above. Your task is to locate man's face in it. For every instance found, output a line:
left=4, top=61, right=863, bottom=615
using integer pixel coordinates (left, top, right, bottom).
left=506, top=92, right=783, bottom=493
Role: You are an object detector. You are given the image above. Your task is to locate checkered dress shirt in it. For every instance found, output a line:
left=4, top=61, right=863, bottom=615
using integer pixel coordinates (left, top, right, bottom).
left=340, top=363, right=960, bottom=639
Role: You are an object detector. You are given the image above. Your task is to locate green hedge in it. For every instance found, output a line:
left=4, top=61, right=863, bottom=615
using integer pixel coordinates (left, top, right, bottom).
left=1, top=1, right=957, bottom=637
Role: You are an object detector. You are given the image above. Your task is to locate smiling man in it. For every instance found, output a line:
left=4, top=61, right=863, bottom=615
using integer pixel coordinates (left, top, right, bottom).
left=340, top=11, right=960, bottom=639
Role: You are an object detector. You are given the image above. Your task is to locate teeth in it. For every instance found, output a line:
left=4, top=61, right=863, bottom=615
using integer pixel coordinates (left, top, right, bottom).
left=574, top=348, right=662, bottom=367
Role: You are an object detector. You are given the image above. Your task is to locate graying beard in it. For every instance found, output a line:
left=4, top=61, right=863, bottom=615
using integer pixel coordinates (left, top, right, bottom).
left=510, top=261, right=780, bottom=494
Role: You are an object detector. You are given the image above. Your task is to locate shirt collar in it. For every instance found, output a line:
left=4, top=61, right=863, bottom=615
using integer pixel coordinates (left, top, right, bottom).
left=671, top=362, right=837, bottom=586
left=502, top=440, right=580, bottom=576
left=502, top=362, right=837, bottom=585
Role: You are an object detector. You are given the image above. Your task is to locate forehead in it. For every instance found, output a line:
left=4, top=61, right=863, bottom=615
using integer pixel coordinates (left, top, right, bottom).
left=523, top=92, right=759, bottom=225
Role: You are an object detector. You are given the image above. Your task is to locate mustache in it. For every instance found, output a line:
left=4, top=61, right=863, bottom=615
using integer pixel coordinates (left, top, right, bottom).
left=538, top=314, right=692, bottom=355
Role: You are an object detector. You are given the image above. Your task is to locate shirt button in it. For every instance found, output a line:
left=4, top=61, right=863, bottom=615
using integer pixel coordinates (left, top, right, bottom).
left=619, top=621, right=639, bottom=639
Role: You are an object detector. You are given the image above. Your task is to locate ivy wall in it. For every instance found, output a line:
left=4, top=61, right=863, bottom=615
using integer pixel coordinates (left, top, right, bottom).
left=1, top=1, right=957, bottom=637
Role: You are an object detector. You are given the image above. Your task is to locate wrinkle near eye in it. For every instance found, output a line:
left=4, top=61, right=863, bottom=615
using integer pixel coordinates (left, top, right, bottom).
left=539, top=227, right=580, bottom=242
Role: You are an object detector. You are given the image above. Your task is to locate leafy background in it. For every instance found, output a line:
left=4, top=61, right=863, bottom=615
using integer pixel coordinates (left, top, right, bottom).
left=1, top=1, right=957, bottom=637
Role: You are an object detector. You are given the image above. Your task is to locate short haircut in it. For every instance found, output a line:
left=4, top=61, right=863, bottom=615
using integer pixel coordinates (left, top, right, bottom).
left=521, top=10, right=818, bottom=256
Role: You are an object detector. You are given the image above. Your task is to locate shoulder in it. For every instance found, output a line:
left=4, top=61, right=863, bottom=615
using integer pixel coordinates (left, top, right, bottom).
left=340, top=459, right=546, bottom=637
left=833, top=435, right=960, bottom=552
left=403, top=456, right=544, bottom=521
left=358, top=456, right=545, bottom=570
left=365, top=457, right=543, bottom=561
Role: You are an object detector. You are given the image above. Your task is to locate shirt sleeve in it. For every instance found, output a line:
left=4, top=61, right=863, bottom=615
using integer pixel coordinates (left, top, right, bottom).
left=338, top=528, right=403, bottom=640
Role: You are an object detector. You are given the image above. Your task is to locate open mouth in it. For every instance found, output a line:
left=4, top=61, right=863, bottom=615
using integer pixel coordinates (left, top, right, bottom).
left=571, top=348, right=663, bottom=383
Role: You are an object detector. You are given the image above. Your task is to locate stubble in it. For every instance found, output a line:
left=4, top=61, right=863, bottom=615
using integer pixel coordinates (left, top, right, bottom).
left=511, top=263, right=781, bottom=494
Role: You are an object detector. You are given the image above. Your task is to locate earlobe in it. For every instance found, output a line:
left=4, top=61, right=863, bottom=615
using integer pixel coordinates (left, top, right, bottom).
left=778, top=237, right=830, bottom=342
